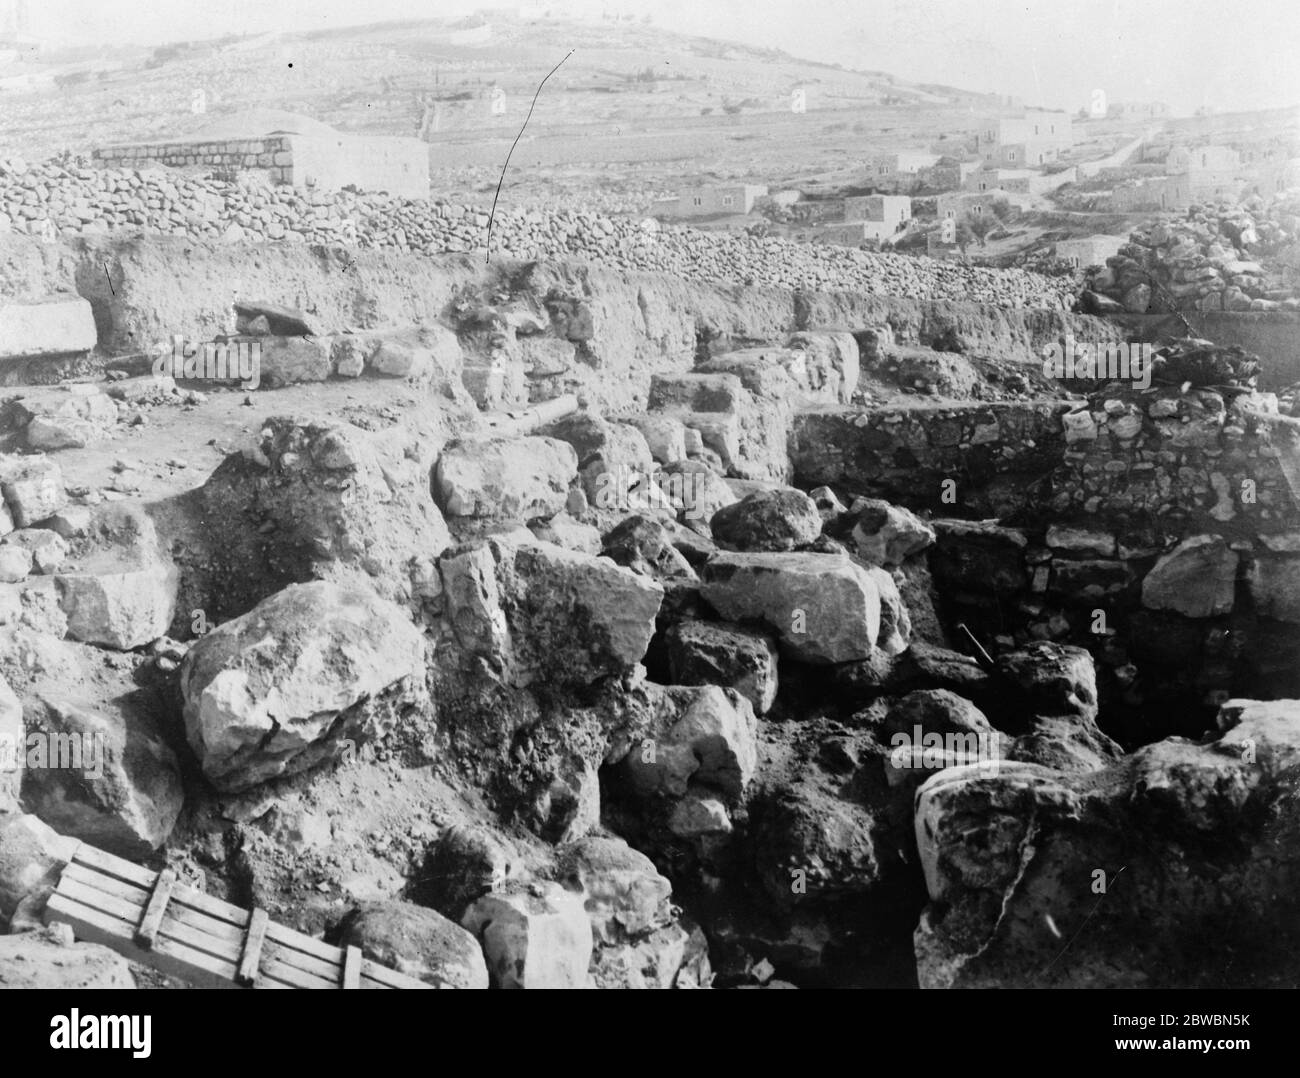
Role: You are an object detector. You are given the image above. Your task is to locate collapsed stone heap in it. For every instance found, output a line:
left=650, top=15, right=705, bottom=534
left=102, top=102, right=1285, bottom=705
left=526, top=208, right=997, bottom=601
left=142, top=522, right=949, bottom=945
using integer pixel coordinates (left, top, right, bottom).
left=1088, top=194, right=1300, bottom=313
left=3, top=270, right=1299, bottom=989
left=0, top=156, right=1077, bottom=308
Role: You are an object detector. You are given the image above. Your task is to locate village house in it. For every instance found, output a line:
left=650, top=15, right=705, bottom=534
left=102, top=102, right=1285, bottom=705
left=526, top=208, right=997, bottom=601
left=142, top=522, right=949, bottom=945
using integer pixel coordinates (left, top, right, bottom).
left=978, top=109, right=1074, bottom=167
left=653, top=183, right=769, bottom=217
left=925, top=158, right=982, bottom=191
left=842, top=194, right=912, bottom=227
left=818, top=194, right=913, bottom=244
left=966, top=164, right=1077, bottom=197
left=817, top=221, right=898, bottom=246
left=864, top=152, right=940, bottom=192
left=936, top=189, right=1015, bottom=221
left=1108, top=144, right=1246, bottom=212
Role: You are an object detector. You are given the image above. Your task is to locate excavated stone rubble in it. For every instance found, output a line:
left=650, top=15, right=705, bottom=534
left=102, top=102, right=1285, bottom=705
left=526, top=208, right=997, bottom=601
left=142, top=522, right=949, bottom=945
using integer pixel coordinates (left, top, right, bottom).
left=1, top=220, right=1298, bottom=990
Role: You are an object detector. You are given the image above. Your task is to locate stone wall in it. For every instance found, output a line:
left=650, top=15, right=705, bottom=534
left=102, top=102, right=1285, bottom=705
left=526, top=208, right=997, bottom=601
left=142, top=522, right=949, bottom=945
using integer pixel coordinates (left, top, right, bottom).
left=792, top=384, right=1300, bottom=542
left=94, top=136, right=293, bottom=185
left=791, top=401, right=1070, bottom=518
left=794, top=383, right=1300, bottom=736
left=92, top=133, right=428, bottom=199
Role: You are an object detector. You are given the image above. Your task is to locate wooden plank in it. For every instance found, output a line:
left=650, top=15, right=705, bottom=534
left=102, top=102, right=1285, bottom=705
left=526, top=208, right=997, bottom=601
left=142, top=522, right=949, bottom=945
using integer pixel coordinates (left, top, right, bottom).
left=45, top=892, right=240, bottom=990
left=63, top=862, right=148, bottom=905
left=57, top=875, right=142, bottom=926
left=260, top=951, right=336, bottom=990
left=342, top=945, right=362, bottom=989
left=72, top=844, right=155, bottom=889
left=51, top=841, right=430, bottom=990
left=64, top=861, right=342, bottom=984
left=62, top=863, right=246, bottom=953
left=55, top=873, right=248, bottom=972
left=170, top=881, right=250, bottom=930
left=362, top=960, right=435, bottom=990
left=237, top=908, right=269, bottom=987
left=265, top=922, right=342, bottom=964
left=164, top=901, right=246, bottom=951
left=263, top=939, right=340, bottom=982
left=71, top=846, right=250, bottom=929
left=134, top=868, right=177, bottom=950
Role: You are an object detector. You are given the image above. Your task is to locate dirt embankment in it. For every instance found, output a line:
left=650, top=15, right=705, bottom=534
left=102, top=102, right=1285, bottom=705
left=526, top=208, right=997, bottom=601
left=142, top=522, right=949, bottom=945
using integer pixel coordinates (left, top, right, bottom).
left=2, top=233, right=1120, bottom=413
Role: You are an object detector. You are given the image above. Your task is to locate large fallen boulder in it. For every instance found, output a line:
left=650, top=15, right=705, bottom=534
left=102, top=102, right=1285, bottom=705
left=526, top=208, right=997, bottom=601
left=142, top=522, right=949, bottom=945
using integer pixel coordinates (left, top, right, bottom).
left=56, top=566, right=179, bottom=650
left=613, top=683, right=758, bottom=801
left=20, top=695, right=184, bottom=858
left=440, top=534, right=662, bottom=689
left=914, top=698, right=1300, bottom=988
left=434, top=435, right=576, bottom=528
left=601, top=516, right=696, bottom=581
left=0, top=456, right=66, bottom=528
left=53, top=504, right=179, bottom=649
left=199, top=416, right=456, bottom=618
left=461, top=881, right=594, bottom=989
left=180, top=580, right=426, bottom=792
left=664, top=619, right=779, bottom=714
left=710, top=488, right=822, bottom=552
left=544, top=412, right=654, bottom=505
left=0, top=297, right=96, bottom=361
left=558, top=835, right=674, bottom=945
left=699, top=551, right=885, bottom=663
left=850, top=498, right=936, bottom=568
left=341, top=900, right=489, bottom=989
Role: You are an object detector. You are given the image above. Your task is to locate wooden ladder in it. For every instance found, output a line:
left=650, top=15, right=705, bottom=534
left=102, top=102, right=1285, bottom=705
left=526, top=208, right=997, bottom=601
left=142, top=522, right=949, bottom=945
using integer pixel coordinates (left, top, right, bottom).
left=43, top=842, right=432, bottom=990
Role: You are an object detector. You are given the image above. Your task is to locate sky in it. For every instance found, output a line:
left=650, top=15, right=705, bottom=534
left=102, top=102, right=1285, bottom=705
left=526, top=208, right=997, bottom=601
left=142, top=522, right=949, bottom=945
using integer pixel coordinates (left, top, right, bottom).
left=15, top=0, right=1300, bottom=115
